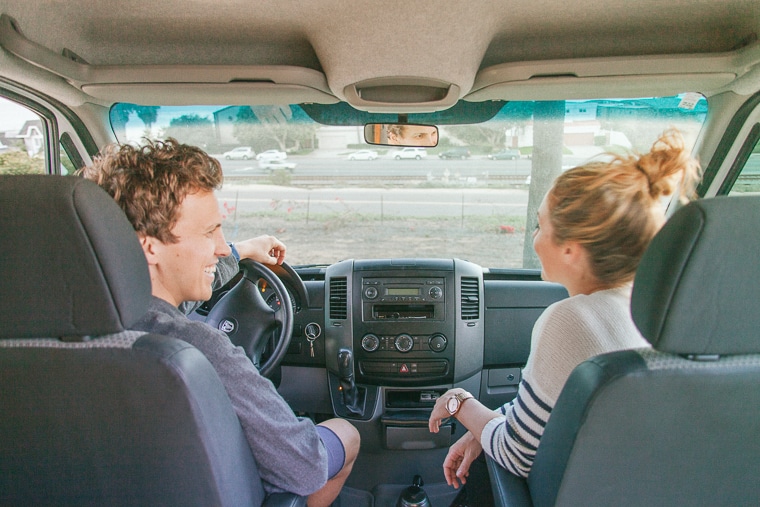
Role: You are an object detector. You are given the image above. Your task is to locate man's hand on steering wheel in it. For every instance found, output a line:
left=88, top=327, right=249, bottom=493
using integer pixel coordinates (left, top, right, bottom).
left=232, top=235, right=286, bottom=266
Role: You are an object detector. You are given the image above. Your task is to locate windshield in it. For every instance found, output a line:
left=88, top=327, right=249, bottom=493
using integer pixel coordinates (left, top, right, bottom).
left=110, top=95, right=707, bottom=269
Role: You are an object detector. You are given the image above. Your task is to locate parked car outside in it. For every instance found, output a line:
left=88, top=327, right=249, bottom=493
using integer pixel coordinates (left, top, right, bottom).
left=259, top=159, right=296, bottom=172
left=348, top=149, right=378, bottom=160
left=256, top=149, right=287, bottom=161
left=488, top=149, right=520, bottom=160
left=438, top=147, right=471, bottom=159
left=222, top=146, right=254, bottom=160
left=393, top=147, right=427, bottom=160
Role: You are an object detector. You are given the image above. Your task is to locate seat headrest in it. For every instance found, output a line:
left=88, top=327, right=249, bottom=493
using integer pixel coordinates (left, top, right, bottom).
left=632, top=196, right=760, bottom=355
left=0, top=175, right=150, bottom=339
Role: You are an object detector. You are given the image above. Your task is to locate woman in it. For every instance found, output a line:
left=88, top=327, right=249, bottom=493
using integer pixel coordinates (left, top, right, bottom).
left=428, top=129, right=701, bottom=485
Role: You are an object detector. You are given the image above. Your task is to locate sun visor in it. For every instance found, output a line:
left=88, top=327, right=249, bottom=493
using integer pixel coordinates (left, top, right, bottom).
left=0, top=14, right=338, bottom=106
left=465, top=47, right=760, bottom=101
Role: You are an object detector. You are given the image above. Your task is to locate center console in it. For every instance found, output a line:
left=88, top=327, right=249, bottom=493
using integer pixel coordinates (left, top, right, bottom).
left=323, top=258, right=484, bottom=464
left=326, top=258, right=483, bottom=387
left=357, top=272, right=453, bottom=385
left=325, top=258, right=484, bottom=418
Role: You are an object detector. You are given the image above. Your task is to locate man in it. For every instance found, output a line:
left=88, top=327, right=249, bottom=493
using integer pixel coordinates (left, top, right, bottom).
left=82, top=139, right=359, bottom=507
left=386, top=124, right=438, bottom=146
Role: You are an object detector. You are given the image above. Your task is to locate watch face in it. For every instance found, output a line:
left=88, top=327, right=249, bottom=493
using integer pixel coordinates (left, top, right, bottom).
left=446, top=396, right=458, bottom=415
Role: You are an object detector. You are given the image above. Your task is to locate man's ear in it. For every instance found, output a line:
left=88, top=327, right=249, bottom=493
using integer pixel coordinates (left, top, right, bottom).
left=138, top=234, right=161, bottom=266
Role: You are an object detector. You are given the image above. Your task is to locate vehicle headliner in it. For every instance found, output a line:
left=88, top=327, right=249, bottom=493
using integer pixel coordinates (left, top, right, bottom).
left=1, top=0, right=759, bottom=117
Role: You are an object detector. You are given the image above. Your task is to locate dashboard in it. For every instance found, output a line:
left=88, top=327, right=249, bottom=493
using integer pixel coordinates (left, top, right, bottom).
left=198, top=256, right=566, bottom=461
left=200, top=257, right=567, bottom=425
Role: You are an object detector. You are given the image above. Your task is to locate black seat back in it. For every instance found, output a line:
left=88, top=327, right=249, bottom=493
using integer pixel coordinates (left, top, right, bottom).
left=518, top=196, right=760, bottom=506
left=0, top=175, right=267, bottom=506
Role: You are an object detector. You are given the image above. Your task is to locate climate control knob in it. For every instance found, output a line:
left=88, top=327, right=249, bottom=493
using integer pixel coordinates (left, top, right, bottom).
left=428, top=333, right=448, bottom=352
left=394, top=333, right=414, bottom=353
left=361, top=333, right=380, bottom=352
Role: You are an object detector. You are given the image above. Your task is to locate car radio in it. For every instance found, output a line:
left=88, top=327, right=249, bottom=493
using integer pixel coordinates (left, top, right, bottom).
left=356, top=275, right=454, bottom=385
left=361, top=277, right=445, bottom=321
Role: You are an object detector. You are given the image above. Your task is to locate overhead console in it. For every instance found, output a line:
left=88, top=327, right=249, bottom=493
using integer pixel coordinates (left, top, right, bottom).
left=325, top=259, right=484, bottom=388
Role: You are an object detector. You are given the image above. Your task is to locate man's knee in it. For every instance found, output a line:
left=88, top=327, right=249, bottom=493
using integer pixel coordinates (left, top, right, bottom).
left=318, top=418, right=360, bottom=464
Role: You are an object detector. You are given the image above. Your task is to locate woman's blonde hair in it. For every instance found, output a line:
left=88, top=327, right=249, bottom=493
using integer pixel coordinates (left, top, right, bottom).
left=547, top=128, right=701, bottom=286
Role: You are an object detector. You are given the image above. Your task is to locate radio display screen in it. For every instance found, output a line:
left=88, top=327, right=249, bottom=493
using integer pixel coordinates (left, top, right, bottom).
left=386, top=287, right=420, bottom=296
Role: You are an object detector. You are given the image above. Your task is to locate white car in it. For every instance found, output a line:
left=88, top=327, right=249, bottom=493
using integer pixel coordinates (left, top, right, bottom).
left=222, top=146, right=254, bottom=160
left=393, top=147, right=427, bottom=160
left=255, top=149, right=287, bottom=161
left=348, top=150, right=378, bottom=161
left=259, top=159, right=296, bottom=172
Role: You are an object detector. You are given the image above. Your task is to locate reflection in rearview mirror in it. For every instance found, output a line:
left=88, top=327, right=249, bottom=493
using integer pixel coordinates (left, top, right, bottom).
left=364, top=123, right=439, bottom=147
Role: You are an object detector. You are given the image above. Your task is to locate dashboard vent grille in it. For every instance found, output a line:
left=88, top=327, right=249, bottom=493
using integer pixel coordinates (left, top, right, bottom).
left=329, top=277, right=348, bottom=320
left=460, top=277, right=480, bottom=320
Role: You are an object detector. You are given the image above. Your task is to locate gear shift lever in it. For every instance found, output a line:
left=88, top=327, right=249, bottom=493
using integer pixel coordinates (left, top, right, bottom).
left=337, top=348, right=363, bottom=415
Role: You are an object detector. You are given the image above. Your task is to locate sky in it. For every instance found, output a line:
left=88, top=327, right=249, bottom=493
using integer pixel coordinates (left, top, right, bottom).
left=0, top=97, right=40, bottom=132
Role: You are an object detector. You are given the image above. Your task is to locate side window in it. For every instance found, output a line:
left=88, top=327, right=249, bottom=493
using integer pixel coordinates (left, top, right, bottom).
left=728, top=132, right=760, bottom=196
left=0, top=96, right=47, bottom=174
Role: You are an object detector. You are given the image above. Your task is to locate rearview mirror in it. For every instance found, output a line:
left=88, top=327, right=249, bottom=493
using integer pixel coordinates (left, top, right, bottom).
left=364, top=123, right=439, bottom=147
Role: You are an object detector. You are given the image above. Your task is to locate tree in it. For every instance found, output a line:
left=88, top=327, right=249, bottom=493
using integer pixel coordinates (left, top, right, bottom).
left=445, top=125, right=505, bottom=148
left=162, top=114, right=214, bottom=148
left=135, top=106, right=159, bottom=134
left=523, top=101, right=566, bottom=268
left=109, top=104, right=161, bottom=140
left=233, top=106, right=317, bottom=152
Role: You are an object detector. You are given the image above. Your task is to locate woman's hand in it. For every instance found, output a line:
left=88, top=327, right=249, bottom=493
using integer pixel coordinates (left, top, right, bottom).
left=443, top=431, right=483, bottom=489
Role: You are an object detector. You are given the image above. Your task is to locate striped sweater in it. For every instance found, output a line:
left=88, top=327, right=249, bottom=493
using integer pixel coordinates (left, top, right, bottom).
left=481, top=284, right=650, bottom=477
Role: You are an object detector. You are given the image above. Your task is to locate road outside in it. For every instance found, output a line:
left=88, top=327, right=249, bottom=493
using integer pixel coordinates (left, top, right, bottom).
left=216, top=184, right=532, bottom=268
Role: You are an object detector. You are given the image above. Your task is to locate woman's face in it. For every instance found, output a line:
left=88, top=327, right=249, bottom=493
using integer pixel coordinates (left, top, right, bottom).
left=532, top=195, right=565, bottom=284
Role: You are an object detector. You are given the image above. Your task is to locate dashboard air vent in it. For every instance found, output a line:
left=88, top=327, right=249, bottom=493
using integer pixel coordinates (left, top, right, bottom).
left=329, top=277, right=348, bottom=320
left=460, top=277, right=480, bottom=320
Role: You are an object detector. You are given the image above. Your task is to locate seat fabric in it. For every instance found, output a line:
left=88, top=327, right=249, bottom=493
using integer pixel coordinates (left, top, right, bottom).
left=0, top=175, right=302, bottom=507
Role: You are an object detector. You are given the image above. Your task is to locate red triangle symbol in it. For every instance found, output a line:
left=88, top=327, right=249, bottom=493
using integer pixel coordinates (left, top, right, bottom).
left=400, top=364, right=409, bottom=373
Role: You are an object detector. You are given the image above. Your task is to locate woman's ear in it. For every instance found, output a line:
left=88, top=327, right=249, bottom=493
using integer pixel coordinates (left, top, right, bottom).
left=561, top=240, right=589, bottom=269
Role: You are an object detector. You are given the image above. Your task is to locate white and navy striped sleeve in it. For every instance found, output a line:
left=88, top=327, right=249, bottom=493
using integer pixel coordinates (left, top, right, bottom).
left=481, top=378, right=553, bottom=477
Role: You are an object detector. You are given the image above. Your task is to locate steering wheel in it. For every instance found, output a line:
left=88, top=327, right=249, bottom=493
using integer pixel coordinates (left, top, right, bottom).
left=205, top=259, right=294, bottom=378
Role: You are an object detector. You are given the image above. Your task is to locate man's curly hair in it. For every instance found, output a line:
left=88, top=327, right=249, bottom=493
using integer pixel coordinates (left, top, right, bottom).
left=79, top=138, right=223, bottom=243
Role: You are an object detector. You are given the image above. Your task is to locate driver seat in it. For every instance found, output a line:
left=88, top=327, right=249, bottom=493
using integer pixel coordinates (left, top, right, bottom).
left=0, top=175, right=304, bottom=507
left=486, top=195, right=760, bottom=506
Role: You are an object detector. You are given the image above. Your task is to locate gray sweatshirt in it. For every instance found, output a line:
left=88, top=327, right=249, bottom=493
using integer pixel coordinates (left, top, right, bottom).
left=135, top=279, right=328, bottom=496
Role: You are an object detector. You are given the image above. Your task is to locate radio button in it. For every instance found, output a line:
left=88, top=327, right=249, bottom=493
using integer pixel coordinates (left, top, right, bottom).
left=428, top=334, right=448, bottom=352
left=395, top=334, right=414, bottom=353
left=361, top=333, right=380, bottom=352
left=364, top=286, right=378, bottom=299
left=429, top=286, right=443, bottom=299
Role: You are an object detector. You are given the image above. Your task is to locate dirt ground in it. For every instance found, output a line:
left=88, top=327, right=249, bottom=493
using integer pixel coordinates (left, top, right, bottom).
left=225, top=215, right=529, bottom=268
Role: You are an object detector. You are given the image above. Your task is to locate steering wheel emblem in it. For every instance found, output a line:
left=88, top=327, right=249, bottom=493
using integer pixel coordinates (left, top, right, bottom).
left=218, top=318, right=237, bottom=334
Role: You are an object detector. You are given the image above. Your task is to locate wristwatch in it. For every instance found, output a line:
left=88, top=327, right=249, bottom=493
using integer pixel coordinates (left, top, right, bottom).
left=445, top=391, right=473, bottom=416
